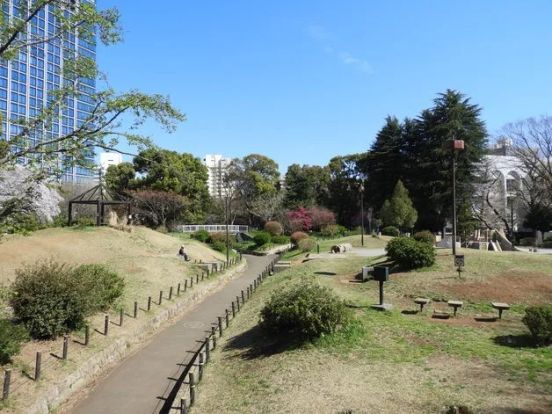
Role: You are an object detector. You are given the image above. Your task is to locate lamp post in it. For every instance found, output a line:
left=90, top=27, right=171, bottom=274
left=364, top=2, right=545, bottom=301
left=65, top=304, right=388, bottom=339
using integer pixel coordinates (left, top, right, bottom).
left=450, top=139, right=465, bottom=255
left=359, top=184, right=365, bottom=247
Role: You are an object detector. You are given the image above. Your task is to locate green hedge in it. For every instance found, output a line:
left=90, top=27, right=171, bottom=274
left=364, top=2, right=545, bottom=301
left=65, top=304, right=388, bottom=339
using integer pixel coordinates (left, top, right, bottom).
left=320, top=224, right=348, bottom=238
left=10, top=260, right=124, bottom=339
left=413, top=230, right=436, bottom=245
left=272, top=235, right=290, bottom=244
left=0, top=320, right=28, bottom=364
left=386, top=237, right=435, bottom=269
left=260, top=280, right=349, bottom=341
left=192, top=229, right=210, bottom=243
left=382, top=226, right=400, bottom=237
left=253, top=231, right=272, bottom=246
left=522, top=305, right=552, bottom=345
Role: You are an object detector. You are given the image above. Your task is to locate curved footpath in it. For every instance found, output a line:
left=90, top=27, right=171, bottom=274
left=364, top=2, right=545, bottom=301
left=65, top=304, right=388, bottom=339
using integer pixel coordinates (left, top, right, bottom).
left=68, top=254, right=275, bottom=414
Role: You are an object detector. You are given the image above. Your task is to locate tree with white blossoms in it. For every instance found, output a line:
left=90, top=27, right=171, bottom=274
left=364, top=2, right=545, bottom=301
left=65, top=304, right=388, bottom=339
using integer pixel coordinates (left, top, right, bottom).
left=0, top=165, right=62, bottom=224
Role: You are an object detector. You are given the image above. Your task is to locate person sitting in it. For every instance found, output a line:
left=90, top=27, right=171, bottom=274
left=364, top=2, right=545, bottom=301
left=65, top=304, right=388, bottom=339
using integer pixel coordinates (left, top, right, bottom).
left=178, top=245, right=190, bottom=261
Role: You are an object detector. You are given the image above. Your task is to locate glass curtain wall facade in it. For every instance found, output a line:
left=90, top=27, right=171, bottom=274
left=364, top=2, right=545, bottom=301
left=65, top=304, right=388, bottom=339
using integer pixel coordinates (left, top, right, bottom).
left=0, top=0, right=97, bottom=183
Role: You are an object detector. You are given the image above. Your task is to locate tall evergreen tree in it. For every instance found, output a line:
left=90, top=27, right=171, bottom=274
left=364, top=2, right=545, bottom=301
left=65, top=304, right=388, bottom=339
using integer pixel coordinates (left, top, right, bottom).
left=411, top=90, right=487, bottom=230
left=283, top=164, right=330, bottom=209
left=359, top=116, right=405, bottom=210
left=326, top=155, right=363, bottom=227
left=379, top=180, right=418, bottom=230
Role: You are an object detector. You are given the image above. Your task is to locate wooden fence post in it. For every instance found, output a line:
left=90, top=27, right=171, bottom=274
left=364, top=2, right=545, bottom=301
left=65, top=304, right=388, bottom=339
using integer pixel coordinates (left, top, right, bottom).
left=169, top=286, right=173, bottom=300
left=211, top=327, right=217, bottom=349
left=104, top=314, right=109, bottom=335
left=62, top=334, right=69, bottom=360
left=119, top=308, right=124, bottom=327
left=35, top=352, right=41, bottom=381
left=205, top=337, right=210, bottom=362
left=198, top=352, right=204, bottom=381
left=189, top=372, right=196, bottom=406
left=184, top=280, right=188, bottom=292
left=241, top=290, right=245, bottom=303
left=218, top=316, right=223, bottom=336
left=232, top=301, right=236, bottom=317
left=225, top=309, right=230, bottom=328
left=159, top=291, right=163, bottom=306
left=177, top=283, right=181, bottom=296
left=147, top=296, right=152, bottom=311
left=196, top=274, right=199, bottom=284
left=190, top=277, right=194, bottom=288
left=84, top=325, right=90, bottom=345
left=134, top=301, right=138, bottom=318
left=2, top=369, right=11, bottom=401
left=181, top=397, right=188, bottom=414
left=236, top=296, right=241, bottom=312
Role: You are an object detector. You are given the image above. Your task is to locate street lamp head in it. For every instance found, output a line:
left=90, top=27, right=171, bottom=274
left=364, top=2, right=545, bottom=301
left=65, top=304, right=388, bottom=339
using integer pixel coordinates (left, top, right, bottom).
left=451, top=139, right=465, bottom=151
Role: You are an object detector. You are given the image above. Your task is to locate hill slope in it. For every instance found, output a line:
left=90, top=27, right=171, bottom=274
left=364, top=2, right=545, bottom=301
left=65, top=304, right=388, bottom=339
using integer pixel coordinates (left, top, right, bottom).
left=0, top=226, right=225, bottom=308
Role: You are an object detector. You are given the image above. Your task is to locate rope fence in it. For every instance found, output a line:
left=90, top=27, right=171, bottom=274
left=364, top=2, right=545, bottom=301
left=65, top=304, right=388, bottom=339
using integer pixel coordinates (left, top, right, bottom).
left=167, top=254, right=283, bottom=413
left=0, top=255, right=245, bottom=403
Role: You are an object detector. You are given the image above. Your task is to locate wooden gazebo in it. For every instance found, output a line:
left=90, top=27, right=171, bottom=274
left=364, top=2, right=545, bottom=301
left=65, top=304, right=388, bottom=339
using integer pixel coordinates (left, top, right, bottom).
left=67, top=180, right=131, bottom=226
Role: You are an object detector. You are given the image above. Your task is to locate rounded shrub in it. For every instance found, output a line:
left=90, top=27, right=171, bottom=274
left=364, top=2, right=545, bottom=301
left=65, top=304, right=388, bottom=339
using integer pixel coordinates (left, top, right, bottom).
left=386, top=237, right=435, bottom=269
left=290, top=231, right=308, bottom=246
left=522, top=305, right=552, bottom=345
left=253, top=231, right=272, bottom=246
left=413, top=230, right=436, bottom=245
left=10, top=260, right=124, bottom=339
left=272, top=235, right=290, bottom=245
left=264, top=221, right=283, bottom=236
left=211, top=241, right=226, bottom=253
left=298, top=237, right=316, bottom=252
left=320, top=224, right=348, bottom=238
left=381, top=226, right=400, bottom=237
left=73, top=264, right=125, bottom=313
left=0, top=320, right=29, bottom=364
left=192, top=229, right=210, bottom=243
left=208, top=232, right=236, bottom=248
left=519, top=237, right=536, bottom=246
left=260, top=280, right=349, bottom=341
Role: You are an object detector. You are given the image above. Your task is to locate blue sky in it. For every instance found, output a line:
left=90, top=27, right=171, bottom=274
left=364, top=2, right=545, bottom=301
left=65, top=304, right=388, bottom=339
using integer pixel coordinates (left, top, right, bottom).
left=98, top=0, right=552, bottom=173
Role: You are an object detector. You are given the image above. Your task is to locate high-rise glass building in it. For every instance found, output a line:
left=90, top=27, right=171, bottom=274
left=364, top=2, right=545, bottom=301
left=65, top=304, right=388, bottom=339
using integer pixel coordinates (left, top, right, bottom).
left=0, top=0, right=97, bottom=183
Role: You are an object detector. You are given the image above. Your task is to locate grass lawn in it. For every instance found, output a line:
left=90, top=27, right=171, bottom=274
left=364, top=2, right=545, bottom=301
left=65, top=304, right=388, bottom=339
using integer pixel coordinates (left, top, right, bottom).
left=193, top=247, right=552, bottom=414
left=0, top=226, right=237, bottom=413
left=283, top=234, right=388, bottom=260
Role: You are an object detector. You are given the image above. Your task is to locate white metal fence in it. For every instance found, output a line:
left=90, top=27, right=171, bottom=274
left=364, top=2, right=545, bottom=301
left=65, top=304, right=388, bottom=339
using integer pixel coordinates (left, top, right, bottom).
left=176, top=224, right=249, bottom=234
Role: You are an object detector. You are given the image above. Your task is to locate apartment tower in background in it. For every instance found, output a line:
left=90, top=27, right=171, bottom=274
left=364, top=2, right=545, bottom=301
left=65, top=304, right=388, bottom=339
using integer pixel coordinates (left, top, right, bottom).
left=0, top=0, right=97, bottom=183
left=202, top=154, right=232, bottom=198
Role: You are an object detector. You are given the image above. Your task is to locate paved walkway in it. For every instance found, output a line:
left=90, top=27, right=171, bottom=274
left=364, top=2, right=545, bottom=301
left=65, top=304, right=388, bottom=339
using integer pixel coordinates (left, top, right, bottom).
left=72, top=254, right=274, bottom=414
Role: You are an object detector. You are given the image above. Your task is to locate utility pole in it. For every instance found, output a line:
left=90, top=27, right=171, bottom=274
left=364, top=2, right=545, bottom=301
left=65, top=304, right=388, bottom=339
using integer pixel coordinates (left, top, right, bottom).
left=451, top=140, right=464, bottom=255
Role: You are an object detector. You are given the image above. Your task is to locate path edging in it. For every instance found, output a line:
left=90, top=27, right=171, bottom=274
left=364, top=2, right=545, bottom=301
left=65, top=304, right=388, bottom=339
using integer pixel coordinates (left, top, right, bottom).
left=23, top=261, right=247, bottom=414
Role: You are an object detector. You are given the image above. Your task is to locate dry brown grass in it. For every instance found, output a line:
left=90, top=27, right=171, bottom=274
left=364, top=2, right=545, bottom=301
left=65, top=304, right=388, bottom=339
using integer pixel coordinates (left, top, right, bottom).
left=192, top=249, right=552, bottom=414
left=0, top=226, right=237, bottom=413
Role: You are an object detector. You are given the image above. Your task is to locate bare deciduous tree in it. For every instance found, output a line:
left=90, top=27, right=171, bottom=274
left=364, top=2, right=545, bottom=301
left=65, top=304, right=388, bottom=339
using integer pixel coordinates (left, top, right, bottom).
left=503, top=116, right=552, bottom=206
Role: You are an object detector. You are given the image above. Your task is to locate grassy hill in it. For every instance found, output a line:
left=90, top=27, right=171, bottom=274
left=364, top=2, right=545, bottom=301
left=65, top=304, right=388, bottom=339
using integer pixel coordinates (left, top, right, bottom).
left=193, top=248, right=552, bottom=414
left=0, top=226, right=235, bottom=413
left=0, top=226, right=225, bottom=311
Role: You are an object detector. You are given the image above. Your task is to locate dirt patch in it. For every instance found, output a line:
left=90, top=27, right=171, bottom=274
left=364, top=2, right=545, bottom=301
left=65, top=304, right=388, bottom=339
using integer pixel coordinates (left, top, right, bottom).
left=436, top=271, right=552, bottom=304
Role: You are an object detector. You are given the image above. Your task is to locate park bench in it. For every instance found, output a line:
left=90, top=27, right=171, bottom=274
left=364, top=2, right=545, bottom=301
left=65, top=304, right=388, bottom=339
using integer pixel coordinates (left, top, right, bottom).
left=414, top=297, right=431, bottom=312
left=447, top=300, right=463, bottom=317
left=491, top=302, right=510, bottom=319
